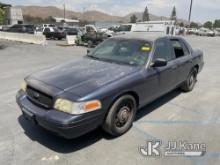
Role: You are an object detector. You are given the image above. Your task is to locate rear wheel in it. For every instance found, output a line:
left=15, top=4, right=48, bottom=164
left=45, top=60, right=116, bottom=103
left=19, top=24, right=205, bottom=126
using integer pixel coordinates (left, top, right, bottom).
left=87, top=40, right=93, bottom=48
left=103, top=95, right=137, bottom=136
left=180, top=68, right=198, bottom=92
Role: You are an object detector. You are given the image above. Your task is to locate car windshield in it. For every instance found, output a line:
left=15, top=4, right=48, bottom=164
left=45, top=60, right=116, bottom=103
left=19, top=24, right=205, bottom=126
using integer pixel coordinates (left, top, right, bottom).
left=88, top=38, right=152, bottom=66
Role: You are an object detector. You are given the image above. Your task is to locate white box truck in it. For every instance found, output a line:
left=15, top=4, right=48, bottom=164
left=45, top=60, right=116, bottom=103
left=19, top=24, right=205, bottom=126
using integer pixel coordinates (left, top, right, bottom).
left=131, top=21, right=176, bottom=35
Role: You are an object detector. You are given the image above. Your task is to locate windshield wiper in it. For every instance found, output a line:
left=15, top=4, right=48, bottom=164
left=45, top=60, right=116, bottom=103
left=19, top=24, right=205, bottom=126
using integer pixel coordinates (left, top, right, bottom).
left=87, top=55, right=113, bottom=63
left=87, top=55, right=133, bottom=66
left=87, top=55, right=102, bottom=61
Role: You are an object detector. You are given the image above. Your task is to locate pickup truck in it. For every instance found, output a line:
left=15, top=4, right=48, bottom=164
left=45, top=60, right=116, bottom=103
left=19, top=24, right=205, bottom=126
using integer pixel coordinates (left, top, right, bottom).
left=16, top=33, right=204, bottom=139
left=76, top=25, right=109, bottom=47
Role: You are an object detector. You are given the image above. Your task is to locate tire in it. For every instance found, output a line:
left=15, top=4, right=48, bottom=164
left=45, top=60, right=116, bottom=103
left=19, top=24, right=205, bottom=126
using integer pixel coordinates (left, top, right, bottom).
left=180, top=68, right=198, bottom=92
left=102, top=95, right=137, bottom=136
left=87, top=40, right=93, bottom=48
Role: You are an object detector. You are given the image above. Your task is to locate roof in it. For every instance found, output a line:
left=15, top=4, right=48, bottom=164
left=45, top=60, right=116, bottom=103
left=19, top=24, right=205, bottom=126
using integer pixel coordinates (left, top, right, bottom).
left=113, top=32, right=169, bottom=41
left=0, top=2, right=11, bottom=7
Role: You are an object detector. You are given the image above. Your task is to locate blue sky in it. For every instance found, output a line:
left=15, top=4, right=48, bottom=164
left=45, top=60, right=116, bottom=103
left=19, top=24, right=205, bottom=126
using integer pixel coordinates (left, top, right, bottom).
left=3, top=0, right=220, bottom=23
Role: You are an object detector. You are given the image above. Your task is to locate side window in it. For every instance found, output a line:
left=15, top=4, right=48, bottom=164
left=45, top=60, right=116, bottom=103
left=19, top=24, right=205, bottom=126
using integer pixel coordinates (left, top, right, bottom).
left=170, top=39, right=186, bottom=58
left=180, top=40, right=190, bottom=55
left=153, top=38, right=173, bottom=62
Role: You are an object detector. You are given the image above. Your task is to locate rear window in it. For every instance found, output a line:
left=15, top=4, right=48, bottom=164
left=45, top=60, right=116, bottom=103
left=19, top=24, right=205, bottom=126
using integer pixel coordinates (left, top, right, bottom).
left=170, top=39, right=189, bottom=58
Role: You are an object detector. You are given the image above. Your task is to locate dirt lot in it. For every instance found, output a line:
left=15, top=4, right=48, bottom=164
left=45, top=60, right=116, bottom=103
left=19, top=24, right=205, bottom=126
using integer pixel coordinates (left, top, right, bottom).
left=0, top=36, right=220, bottom=165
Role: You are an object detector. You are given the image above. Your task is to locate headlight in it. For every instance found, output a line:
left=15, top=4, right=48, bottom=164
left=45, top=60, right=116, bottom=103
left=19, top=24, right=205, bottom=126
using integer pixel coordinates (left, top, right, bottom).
left=21, top=81, right=27, bottom=92
left=54, top=99, right=101, bottom=115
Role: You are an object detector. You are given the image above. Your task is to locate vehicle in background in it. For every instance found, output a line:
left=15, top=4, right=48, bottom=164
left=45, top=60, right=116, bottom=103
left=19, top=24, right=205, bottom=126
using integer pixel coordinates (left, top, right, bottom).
left=114, top=24, right=134, bottom=34
left=76, top=25, right=109, bottom=47
left=187, top=28, right=198, bottom=35
left=36, top=27, right=65, bottom=40
left=196, top=28, right=215, bottom=37
left=99, top=28, right=114, bottom=37
left=214, top=28, right=220, bottom=36
left=84, top=25, right=113, bottom=37
left=42, top=24, right=56, bottom=28
left=108, top=25, right=120, bottom=32
left=5, top=24, right=35, bottom=34
left=58, top=27, right=79, bottom=36
left=132, top=21, right=176, bottom=35
left=115, top=21, right=176, bottom=36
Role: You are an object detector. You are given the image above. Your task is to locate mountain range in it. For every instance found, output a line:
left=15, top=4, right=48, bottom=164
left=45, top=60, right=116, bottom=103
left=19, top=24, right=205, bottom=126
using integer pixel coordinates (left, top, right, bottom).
left=17, top=5, right=188, bottom=24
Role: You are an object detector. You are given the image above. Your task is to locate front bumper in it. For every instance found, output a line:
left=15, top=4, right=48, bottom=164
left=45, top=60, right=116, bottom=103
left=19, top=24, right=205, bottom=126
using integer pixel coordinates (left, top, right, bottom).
left=16, top=90, right=104, bottom=139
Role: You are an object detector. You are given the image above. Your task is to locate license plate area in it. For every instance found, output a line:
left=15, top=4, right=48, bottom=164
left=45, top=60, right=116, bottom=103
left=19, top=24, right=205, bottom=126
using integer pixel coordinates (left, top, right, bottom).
left=22, top=107, right=36, bottom=123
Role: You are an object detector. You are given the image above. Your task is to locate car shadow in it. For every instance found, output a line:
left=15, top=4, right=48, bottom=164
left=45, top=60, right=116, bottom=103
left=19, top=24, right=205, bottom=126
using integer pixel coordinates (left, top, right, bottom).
left=0, top=45, right=7, bottom=50
left=135, top=89, right=182, bottom=121
left=18, top=115, right=106, bottom=153
left=18, top=89, right=181, bottom=154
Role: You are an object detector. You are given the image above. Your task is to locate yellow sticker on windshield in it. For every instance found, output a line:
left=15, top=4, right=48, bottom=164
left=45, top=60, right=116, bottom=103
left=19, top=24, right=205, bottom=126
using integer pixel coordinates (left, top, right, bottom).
left=141, top=46, right=151, bottom=52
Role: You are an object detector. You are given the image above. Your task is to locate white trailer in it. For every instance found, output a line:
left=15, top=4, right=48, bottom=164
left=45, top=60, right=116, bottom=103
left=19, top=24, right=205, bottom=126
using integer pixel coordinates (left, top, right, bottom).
left=131, top=21, right=176, bottom=35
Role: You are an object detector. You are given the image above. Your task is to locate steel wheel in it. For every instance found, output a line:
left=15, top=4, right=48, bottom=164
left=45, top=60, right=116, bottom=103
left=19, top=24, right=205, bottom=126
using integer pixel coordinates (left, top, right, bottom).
left=103, top=95, right=137, bottom=136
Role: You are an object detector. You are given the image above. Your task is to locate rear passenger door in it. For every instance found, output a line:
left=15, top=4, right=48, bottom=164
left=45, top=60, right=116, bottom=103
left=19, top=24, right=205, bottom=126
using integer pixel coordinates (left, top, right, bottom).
left=170, top=39, right=193, bottom=85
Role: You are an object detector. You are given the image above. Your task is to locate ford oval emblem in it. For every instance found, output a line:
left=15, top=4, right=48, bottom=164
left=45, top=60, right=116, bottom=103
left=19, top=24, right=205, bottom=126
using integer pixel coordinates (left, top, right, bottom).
left=33, top=92, right=40, bottom=99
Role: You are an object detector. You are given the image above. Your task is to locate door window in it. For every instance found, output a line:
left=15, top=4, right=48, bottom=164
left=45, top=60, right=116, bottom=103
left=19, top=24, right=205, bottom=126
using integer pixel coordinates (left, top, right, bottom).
left=153, top=38, right=174, bottom=62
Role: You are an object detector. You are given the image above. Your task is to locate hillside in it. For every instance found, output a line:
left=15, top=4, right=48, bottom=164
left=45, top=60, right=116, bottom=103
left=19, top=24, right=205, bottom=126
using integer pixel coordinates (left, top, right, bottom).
left=18, top=5, right=122, bottom=22
left=17, top=5, right=188, bottom=23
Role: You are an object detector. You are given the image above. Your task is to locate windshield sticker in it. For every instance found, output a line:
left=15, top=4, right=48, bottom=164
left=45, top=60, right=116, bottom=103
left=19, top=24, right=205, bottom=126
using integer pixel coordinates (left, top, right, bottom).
left=141, top=46, right=151, bottom=52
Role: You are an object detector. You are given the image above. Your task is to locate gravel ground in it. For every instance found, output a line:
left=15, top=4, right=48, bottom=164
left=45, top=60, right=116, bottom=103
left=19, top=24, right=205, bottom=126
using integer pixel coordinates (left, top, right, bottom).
left=0, top=36, right=220, bottom=165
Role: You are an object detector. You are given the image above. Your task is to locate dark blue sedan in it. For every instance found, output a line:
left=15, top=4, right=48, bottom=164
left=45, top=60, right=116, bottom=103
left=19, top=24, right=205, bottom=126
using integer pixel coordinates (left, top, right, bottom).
left=16, top=33, right=204, bottom=139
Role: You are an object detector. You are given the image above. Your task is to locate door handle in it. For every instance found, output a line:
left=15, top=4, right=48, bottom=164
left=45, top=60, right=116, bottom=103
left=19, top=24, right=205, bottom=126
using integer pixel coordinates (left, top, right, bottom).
left=171, top=65, right=178, bottom=69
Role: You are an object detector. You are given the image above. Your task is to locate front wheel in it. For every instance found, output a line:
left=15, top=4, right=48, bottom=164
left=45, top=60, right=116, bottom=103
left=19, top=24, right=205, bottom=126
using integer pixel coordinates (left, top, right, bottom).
left=180, top=68, right=198, bottom=92
left=102, top=95, right=137, bottom=136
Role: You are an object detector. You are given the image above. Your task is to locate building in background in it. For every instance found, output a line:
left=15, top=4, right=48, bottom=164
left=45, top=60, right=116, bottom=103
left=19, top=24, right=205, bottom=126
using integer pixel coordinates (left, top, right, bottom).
left=53, top=17, right=79, bottom=26
left=4, top=7, right=23, bottom=25
left=0, top=2, right=23, bottom=25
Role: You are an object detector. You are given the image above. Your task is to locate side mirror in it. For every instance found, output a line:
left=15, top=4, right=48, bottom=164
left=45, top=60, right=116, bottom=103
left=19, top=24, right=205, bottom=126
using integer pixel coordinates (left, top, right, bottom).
left=151, top=58, right=167, bottom=67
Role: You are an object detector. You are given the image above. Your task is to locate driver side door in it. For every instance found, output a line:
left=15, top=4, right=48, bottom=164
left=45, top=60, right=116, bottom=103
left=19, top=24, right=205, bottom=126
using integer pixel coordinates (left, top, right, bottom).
left=143, top=38, right=177, bottom=104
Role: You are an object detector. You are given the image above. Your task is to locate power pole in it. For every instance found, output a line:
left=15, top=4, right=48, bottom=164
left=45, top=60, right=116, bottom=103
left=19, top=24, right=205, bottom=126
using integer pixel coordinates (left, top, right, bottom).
left=63, top=0, right=66, bottom=22
left=188, top=0, right=193, bottom=22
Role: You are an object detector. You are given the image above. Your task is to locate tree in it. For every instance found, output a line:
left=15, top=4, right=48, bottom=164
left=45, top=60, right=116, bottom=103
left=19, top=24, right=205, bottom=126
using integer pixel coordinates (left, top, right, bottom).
left=190, top=22, right=199, bottom=28
left=170, top=6, right=177, bottom=22
left=0, top=8, right=5, bottom=25
left=130, top=14, right=137, bottom=23
left=143, top=6, right=150, bottom=21
left=203, top=21, right=213, bottom=29
left=179, top=22, right=184, bottom=27
left=213, top=19, right=220, bottom=28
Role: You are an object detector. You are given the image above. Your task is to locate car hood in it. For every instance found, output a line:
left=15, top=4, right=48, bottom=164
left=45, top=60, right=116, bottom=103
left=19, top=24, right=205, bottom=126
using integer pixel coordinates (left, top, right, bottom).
left=30, top=57, right=139, bottom=97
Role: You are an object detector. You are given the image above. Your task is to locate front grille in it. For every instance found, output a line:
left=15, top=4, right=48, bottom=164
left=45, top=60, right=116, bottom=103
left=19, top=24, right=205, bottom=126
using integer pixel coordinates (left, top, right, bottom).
left=26, top=86, right=53, bottom=109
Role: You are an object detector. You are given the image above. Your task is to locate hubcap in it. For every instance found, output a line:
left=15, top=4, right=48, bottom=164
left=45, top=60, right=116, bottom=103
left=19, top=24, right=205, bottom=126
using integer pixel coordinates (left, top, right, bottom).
left=118, top=107, right=130, bottom=123
left=115, top=104, right=132, bottom=128
left=189, top=73, right=196, bottom=88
